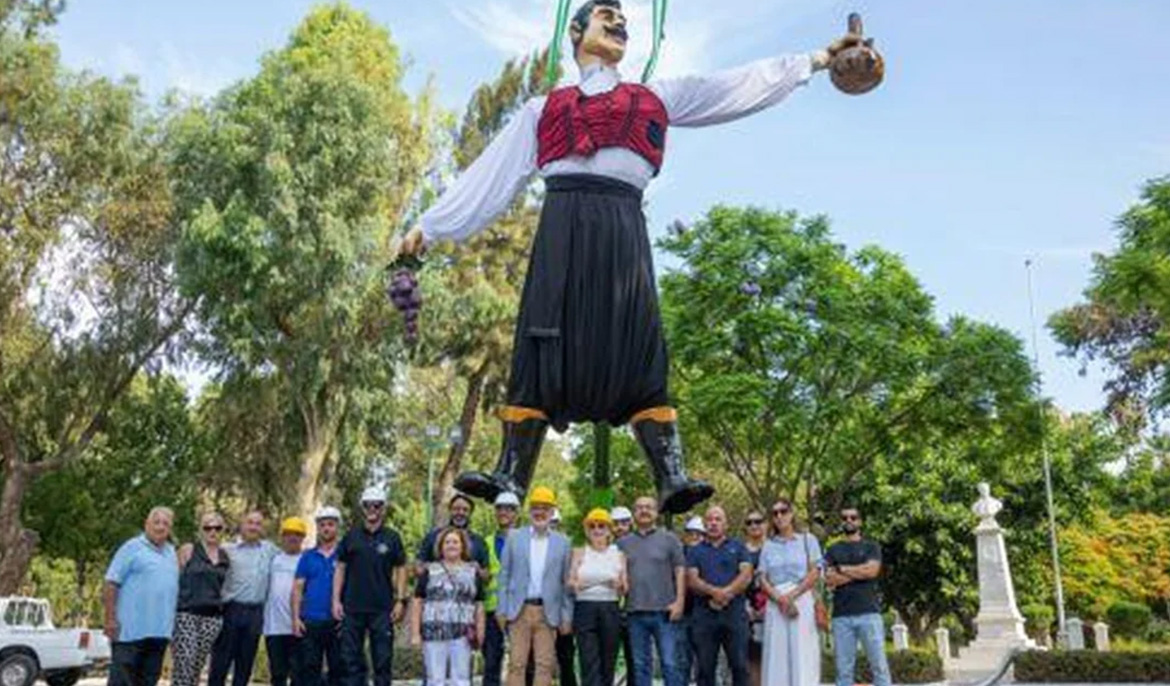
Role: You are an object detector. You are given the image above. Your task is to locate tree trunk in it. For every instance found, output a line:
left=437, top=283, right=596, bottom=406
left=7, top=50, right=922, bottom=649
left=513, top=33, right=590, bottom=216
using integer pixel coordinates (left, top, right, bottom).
left=294, top=441, right=332, bottom=526
left=0, top=461, right=38, bottom=595
left=434, top=364, right=488, bottom=518
left=74, top=557, right=88, bottom=626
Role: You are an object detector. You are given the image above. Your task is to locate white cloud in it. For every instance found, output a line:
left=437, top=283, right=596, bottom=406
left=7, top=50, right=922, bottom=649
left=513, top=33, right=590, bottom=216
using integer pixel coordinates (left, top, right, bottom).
left=159, top=41, right=235, bottom=96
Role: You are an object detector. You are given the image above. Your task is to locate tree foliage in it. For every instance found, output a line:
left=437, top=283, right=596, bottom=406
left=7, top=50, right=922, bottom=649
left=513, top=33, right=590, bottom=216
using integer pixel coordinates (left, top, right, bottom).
left=0, top=16, right=186, bottom=591
left=1051, top=177, right=1170, bottom=427
left=658, top=207, right=1039, bottom=511
left=171, top=3, right=431, bottom=517
left=1060, top=510, right=1170, bottom=620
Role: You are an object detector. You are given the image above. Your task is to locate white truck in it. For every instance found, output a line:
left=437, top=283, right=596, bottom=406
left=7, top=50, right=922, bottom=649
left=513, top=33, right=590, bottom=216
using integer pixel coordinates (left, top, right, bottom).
left=0, top=597, right=109, bottom=686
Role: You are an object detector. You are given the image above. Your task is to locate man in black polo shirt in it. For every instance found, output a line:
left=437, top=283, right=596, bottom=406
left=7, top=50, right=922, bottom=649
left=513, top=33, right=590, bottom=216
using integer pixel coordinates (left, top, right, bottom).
left=823, top=506, right=890, bottom=686
left=686, top=505, right=753, bottom=686
left=332, top=487, right=407, bottom=686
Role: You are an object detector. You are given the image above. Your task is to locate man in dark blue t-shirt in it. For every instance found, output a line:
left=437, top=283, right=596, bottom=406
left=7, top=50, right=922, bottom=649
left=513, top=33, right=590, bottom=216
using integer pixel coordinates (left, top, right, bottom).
left=415, top=492, right=490, bottom=569
left=823, top=506, right=890, bottom=686
left=332, top=488, right=407, bottom=686
left=293, top=506, right=343, bottom=686
left=685, top=505, right=753, bottom=686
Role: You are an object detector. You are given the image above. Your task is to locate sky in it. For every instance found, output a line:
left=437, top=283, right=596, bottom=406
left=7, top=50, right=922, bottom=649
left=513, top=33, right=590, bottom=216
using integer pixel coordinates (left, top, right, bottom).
left=50, top=0, right=1170, bottom=414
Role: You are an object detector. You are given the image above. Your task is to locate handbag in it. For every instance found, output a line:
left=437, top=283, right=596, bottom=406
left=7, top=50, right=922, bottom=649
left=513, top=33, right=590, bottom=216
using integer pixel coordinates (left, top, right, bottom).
left=802, top=532, right=830, bottom=633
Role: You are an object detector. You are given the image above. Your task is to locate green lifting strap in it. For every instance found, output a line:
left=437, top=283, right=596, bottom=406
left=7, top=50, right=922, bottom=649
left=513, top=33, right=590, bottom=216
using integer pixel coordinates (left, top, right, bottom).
left=641, top=0, right=667, bottom=83
left=545, top=0, right=573, bottom=88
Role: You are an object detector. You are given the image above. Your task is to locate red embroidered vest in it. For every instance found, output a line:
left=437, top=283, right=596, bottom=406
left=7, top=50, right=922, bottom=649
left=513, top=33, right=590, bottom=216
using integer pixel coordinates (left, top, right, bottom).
left=536, top=83, right=669, bottom=173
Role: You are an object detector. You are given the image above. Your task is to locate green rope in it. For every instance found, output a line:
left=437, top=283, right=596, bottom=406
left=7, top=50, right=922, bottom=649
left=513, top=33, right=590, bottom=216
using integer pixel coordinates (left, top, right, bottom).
left=545, top=0, right=572, bottom=88
left=641, top=0, right=667, bottom=83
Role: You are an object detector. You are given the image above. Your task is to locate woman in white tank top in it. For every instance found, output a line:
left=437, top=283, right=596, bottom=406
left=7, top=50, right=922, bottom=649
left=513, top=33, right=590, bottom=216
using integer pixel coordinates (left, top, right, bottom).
left=568, top=508, right=628, bottom=686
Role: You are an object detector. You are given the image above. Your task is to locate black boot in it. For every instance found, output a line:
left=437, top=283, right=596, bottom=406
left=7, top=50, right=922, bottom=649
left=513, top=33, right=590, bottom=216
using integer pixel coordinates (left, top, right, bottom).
left=632, top=415, right=714, bottom=514
left=454, top=412, right=549, bottom=503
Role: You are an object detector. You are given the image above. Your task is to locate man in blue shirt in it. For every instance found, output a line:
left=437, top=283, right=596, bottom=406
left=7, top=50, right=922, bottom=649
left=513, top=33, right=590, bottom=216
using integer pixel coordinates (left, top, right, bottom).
left=685, top=506, right=753, bottom=686
left=293, top=506, right=344, bottom=686
left=103, top=506, right=179, bottom=686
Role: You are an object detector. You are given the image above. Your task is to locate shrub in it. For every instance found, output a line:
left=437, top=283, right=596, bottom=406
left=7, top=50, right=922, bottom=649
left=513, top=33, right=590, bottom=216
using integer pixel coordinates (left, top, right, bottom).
left=1146, top=619, right=1170, bottom=644
left=1021, top=603, right=1055, bottom=642
left=1107, top=601, right=1154, bottom=639
left=1014, top=650, right=1170, bottom=683
left=821, top=648, right=943, bottom=684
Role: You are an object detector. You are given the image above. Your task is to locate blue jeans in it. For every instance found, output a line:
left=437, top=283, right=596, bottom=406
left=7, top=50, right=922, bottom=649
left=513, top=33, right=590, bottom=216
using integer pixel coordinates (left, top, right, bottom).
left=628, top=611, right=685, bottom=686
left=831, top=613, right=891, bottom=686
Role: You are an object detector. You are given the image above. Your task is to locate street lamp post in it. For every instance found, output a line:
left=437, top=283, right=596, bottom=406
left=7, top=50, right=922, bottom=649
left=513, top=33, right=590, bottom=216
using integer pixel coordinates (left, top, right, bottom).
left=423, top=424, right=464, bottom=531
left=1025, top=258, right=1069, bottom=647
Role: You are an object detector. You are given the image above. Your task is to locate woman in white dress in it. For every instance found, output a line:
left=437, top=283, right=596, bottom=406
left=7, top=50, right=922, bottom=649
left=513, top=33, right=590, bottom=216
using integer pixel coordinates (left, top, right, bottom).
left=758, top=498, right=822, bottom=686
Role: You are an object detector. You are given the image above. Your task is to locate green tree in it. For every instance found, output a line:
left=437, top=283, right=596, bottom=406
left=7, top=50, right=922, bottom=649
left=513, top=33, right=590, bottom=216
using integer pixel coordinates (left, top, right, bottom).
left=657, top=207, right=1039, bottom=512
left=845, top=411, right=1118, bottom=642
left=170, top=4, right=432, bottom=518
left=24, top=374, right=204, bottom=622
left=0, top=11, right=187, bottom=591
left=1060, top=510, right=1170, bottom=620
left=1051, top=176, right=1170, bottom=427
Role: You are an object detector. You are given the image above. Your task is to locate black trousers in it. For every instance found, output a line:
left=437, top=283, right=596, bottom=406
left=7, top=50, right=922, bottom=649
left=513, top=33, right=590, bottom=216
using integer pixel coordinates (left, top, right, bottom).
left=340, top=611, right=393, bottom=686
left=508, top=174, right=669, bottom=430
left=690, top=604, right=748, bottom=686
left=266, top=635, right=300, bottom=686
left=620, top=611, right=636, bottom=686
left=298, top=620, right=343, bottom=686
left=484, top=611, right=506, bottom=686
left=557, top=631, right=577, bottom=686
left=575, top=602, right=621, bottom=686
left=108, top=639, right=168, bottom=686
left=208, top=602, right=264, bottom=686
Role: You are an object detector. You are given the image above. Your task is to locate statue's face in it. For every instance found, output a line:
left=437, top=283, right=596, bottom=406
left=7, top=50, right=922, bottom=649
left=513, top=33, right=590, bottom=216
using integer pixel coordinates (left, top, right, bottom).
left=575, top=4, right=628, bottom=66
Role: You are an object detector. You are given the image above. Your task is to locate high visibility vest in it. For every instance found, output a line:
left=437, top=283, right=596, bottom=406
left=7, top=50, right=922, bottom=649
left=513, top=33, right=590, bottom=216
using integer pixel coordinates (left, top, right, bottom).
left=485, top=531, right=503, bottom=613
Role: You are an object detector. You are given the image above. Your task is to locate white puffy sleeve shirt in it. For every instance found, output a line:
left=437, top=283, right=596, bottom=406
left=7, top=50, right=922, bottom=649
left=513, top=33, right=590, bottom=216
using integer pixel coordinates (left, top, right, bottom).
left=418, top=53, right=815, bottom=244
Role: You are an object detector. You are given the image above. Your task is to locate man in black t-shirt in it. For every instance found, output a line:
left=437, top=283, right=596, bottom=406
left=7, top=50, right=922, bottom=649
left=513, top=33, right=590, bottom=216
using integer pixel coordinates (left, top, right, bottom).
left=823, top=507, right=891, bottom=686
left=332, top=487, right=407, bottom=686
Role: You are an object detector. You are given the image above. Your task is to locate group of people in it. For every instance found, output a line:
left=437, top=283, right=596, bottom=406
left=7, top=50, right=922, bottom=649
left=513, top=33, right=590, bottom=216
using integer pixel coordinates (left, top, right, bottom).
left=103, top=486, right=891, bottom=686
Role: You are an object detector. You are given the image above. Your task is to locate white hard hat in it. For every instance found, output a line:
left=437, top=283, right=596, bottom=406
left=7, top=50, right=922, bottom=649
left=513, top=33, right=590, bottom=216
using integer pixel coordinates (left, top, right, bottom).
left=360, top=486, right=386, bottom=504
left=685, top=516, right=705, bottom=533
left=494, top=491, right=521, bottom=508
left=315, top=506, right=342, bottom=521
left=610, top=506, right=632, bottom=522
left=551, top=508, right=562, bottom=522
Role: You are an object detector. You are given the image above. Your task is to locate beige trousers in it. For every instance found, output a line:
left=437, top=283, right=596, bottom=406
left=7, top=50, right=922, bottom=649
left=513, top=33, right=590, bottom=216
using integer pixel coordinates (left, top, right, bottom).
left=506, top=604, right=557, bottom=686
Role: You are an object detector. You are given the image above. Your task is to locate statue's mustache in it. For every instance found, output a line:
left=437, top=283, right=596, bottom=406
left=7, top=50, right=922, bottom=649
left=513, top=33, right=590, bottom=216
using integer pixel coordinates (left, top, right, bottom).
left=604, top=26, right=628, bottom=42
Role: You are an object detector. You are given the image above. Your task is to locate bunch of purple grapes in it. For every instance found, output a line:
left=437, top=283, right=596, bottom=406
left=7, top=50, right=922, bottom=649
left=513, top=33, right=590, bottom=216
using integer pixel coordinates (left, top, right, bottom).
left=388, top=267, right=422, bottom=342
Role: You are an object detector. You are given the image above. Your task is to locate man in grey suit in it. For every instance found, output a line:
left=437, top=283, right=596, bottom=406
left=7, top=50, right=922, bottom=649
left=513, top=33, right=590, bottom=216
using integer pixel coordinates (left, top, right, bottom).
left=498, top=486, right=574, bottom=686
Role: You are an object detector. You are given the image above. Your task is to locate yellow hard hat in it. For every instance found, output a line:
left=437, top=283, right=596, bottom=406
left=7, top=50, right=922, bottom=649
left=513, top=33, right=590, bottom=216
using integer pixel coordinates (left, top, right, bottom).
left=528, top=486, right=557, bottom=507
left=583, top=508, right=612, bottom=527
left=280, top=517, right=308, bottom=536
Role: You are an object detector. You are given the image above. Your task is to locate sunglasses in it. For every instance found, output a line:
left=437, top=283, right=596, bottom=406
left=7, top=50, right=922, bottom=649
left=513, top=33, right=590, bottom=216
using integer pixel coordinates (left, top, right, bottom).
left=745, top=518, right=764, bottom=526
left=362, top=502, right=386, bottom=510
left=841, top=514, right=860, bottom=522
left=586, top=523, right=610, bottom=530
left=202, top=525, right=224, bottom=532
left=772, top=507, right=791, bottom=516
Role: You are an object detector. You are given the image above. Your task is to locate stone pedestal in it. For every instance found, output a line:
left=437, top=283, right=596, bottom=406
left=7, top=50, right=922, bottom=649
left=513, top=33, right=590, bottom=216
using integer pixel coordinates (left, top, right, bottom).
left=1094, top=622, right=1110, bottom=652
left=949, top=483, right=1036, bottom=683
left=1067, top=617, right=1085, bottom=650
left=935, top=627, right=951, bottom=664
left=892, top=623, right=909, bottom=651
